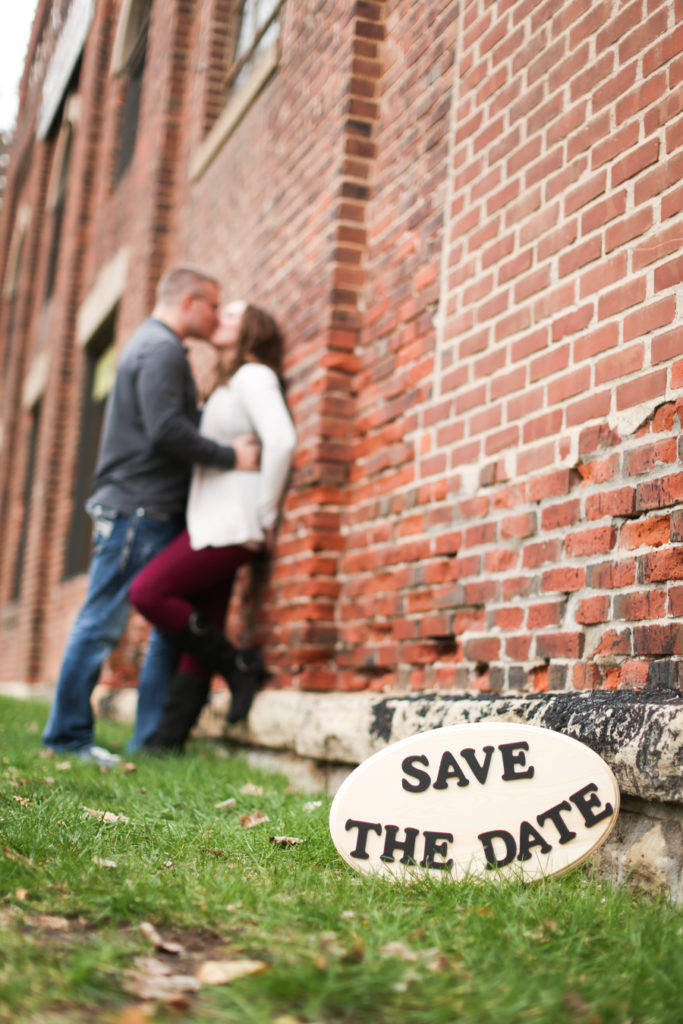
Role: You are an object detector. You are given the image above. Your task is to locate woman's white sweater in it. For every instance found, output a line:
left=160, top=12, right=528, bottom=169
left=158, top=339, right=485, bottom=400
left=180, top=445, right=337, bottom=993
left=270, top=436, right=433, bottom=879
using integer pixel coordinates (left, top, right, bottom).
left=186, top=363, right=296, bottom=550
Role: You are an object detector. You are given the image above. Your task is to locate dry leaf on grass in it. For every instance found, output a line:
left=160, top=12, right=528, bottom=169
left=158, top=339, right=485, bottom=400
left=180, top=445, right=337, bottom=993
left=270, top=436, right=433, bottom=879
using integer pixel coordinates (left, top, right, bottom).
left=55, top=761, right=72, bottom=771
left=12, top=796, right=30, bottom=806
left=123, top=967, right=199, bottom=1003
left=14, top=888, right=29, bottom=901
left=302, top=801, right=322, bottom=813
left=82, top=805, right=130, bottom=824
left=111, top=1005, right=155, bottom=1024
left=122, top=762, right=137, bottom=773
left=379, top=941, right=444, bottom=971
left=93, top=856, right=118, bottom=869
left=2, top=845, right=34, bottom=867
left=240, top=810, right=270, bottom=828
left=195, top=958, right=267, bottom=985
left=240, top=783, right=264, bottom=796
left=31, top=913, right=71, bottom=931
left=214, top=797, right=237, bottom=810
left=269, top=835, right=303, bottom=847
left=139, top=921, right=184, bottom=954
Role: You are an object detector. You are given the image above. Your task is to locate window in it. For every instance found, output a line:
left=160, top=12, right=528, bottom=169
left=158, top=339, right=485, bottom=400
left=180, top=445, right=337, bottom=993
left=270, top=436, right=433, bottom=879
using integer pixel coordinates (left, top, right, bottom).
left=191, top=0, right=283, bottom=179
left=63, top=309, right=117, bottom=579
left=227, top=0, right=283, bottom=95
left=111, top=0, right=152, bottom=184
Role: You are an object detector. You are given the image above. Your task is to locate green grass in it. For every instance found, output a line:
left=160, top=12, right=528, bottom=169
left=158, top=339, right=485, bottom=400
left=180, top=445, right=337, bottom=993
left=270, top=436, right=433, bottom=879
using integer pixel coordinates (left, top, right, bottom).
left=1, top=694, right=681, bottom=1024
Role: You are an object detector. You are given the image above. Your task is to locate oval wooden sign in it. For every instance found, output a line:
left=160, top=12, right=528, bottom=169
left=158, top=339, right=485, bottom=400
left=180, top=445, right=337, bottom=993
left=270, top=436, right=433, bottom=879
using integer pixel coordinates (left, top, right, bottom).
left=329, top=722, right=620, bottom=882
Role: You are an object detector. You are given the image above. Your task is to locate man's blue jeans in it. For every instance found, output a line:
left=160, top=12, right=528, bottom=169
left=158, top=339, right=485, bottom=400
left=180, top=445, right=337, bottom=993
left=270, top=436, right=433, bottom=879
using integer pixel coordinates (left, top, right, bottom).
left=42, top=509, right=181, bottom=752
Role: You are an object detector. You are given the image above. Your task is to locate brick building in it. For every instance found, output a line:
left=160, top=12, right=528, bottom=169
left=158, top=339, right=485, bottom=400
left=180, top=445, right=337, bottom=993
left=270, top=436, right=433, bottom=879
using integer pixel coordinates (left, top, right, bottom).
left=0, top=0, right=682, bottom=704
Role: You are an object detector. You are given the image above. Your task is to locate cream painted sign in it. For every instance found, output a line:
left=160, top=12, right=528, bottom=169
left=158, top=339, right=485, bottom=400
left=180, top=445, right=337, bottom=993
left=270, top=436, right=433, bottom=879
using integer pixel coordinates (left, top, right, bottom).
left=329, top=723, right=619, bottom=882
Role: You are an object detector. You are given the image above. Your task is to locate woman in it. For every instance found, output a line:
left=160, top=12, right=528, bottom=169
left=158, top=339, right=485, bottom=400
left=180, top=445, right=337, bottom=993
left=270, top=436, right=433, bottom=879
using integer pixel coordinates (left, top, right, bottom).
left=129, top=302, right=296, bottom=751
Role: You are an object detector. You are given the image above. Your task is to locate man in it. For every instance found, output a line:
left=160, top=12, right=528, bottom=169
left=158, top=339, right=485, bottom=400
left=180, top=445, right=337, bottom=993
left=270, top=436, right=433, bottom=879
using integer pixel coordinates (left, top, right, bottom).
left=42, top=265, right=258, bottom=766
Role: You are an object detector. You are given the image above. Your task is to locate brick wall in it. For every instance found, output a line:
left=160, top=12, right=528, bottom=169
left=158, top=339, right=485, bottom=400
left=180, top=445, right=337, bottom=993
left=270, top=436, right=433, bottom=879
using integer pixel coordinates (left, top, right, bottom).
left=0, top=0, right=681, bottom=701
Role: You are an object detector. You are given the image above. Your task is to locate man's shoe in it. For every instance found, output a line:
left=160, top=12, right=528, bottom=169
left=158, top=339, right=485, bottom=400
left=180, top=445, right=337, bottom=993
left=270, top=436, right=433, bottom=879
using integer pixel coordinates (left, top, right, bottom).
left=75, top=744, right=121, bottom=768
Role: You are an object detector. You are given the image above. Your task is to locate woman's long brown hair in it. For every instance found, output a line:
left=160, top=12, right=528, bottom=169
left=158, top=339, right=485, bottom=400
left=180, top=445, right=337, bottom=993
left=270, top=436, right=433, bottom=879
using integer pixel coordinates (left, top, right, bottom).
left=227, top=304, right=286, bottom=390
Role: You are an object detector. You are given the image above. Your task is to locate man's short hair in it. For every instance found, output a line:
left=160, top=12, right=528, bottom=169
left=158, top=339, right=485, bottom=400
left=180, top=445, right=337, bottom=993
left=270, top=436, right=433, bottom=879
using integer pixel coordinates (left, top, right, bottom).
left=156, top=265, right=218, bottom=304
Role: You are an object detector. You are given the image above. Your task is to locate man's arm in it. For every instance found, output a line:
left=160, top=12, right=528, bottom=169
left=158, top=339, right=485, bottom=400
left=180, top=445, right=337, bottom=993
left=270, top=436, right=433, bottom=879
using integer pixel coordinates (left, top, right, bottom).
left=137, top=340, right=258, bottom=470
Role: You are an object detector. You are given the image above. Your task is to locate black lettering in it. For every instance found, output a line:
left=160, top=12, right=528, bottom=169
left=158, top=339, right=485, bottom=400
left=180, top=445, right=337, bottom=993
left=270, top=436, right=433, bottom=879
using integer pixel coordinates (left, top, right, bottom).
left=460, top=745, right=495, bottom=784
left=345, top=819, right=382, bottom=859
left=499, top=741, right=535, bottom=781
left=401, top=754, right=431, bottom=793
left=478, top=829, right=517, bottom=868
left=380, top=824, right=419, bottom=864
left=433, top=751, right=470, bottom=789
left=569, top=783, right=614, bottom=828
left=536, top=800, right=577, bottom=845
left=420, top=831, right=454, bottom=870
left=517, top=820, right=553, bottom=862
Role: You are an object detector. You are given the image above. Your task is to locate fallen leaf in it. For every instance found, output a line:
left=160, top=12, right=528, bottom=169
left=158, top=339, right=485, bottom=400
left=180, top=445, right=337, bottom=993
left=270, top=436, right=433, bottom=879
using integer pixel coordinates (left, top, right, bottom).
left=302, top=801, right=322, bottom=812
left=111, top=1005, right=155, bottom=1024
left=82, top=805, right=130, bottom=824
left=201, top=847, right=227, bottom=858
left=240, top=783, right=263, bottom=796
left=214, top=797, right=237, bottom=810
left=15, top=888, right=29, bottom=901
left=55, top=761, right=72, bottom=771
left=269, top=835, right=303, bottom=847
left=240, top=810, right=269, bottom=829
left=123, top=970, right=199, bottom=1002
left=93, top=856, right=118, bottom=869
left=139, top=921, right=184, bottom=954
left=122, top=762, right=137, bottom=773
left=32, top=914, right=71, bottom=931
left=195, top=959, right=267, bottom=985
left=12, top=796, right=30, bottom=806
left=2, top=846, right=34, bottom=867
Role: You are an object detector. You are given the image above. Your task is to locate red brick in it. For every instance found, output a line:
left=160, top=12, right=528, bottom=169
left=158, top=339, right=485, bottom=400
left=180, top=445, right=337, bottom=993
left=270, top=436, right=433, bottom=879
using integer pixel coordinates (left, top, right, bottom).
left=573, top=323, right=619, bottom=362
left=566, top=390, right=612, bottom=428
left=540, top=567, right=586, bottom=593
left=586, top=561, right=636, bottom=589
left=619, top=660, right=650, bottom=689
left=536, top=631, right=585, bottom=659
left=617, top=369, right=668, bottom=411
left=526, top=601, right=564, bottom=629
left=633, top=623, right=683, bottom=656
left=566, top=526, right=617, bottom=558
left=639, top=548, right=683, bottom=582
left=614, top=590, right=667, bottom=621
left=541, top=500, right=580, bottom=530
left=572, top=662, right=603, bottom=690
left=623, top=296, right=676, bottom=342
left=611, top=137, right=660, bottom=187
left=505, top=635, right=533, bottom=659
left=636, top=472, right=683, bottom=510
left=652, top=327, right=683, bottom=365
left=594, top=629, right=632, bottom=656
left=575, top=595, right=610, bottom=624
left=626, top=441, right=678, bottom=476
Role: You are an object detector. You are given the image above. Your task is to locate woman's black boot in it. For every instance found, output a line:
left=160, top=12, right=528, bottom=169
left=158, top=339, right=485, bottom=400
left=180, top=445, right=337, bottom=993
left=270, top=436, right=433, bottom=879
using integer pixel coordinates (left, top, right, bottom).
left=176, top=611, right=260, bottom=724
left=145, top=670, right=210, bottom=752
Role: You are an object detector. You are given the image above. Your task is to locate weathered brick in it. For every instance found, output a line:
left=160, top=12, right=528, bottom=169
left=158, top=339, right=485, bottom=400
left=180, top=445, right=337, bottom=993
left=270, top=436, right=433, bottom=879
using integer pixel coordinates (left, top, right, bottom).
left=536, top=631, right=585, bottom=659
left=613, top=590, right=667, bottom=621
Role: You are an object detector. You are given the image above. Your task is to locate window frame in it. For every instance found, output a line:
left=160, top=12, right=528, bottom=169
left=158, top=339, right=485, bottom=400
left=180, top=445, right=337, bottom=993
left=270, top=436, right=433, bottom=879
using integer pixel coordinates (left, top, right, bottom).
left=191, top=0, right=284, bottom=181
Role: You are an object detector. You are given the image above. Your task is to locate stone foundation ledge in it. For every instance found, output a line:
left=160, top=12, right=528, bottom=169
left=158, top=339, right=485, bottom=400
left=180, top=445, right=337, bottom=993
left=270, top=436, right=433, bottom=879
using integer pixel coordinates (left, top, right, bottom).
left=92, top=684, right=683, bottom=902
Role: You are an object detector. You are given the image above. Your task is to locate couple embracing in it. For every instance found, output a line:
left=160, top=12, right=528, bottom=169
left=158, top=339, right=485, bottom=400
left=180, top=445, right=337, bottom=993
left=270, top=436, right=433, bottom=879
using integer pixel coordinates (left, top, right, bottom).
left=42, top=266, right=296, bottom=765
